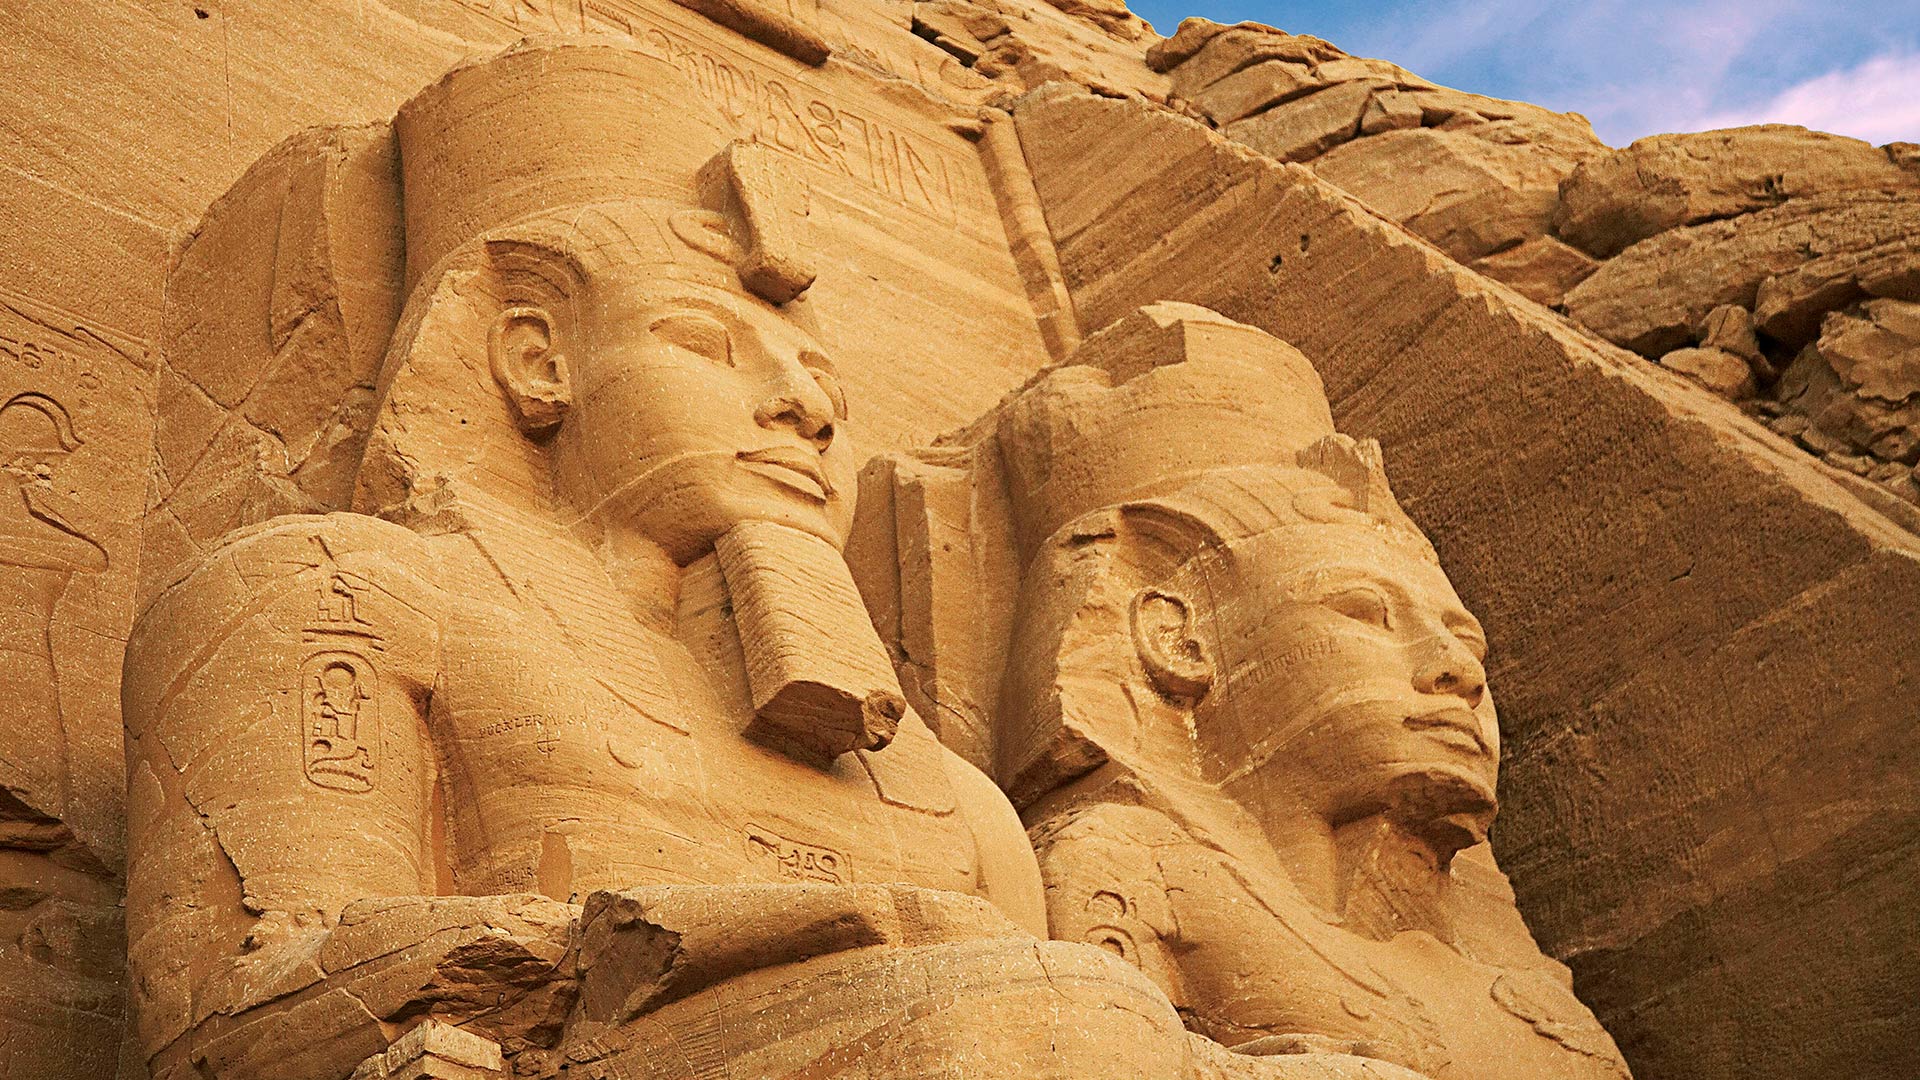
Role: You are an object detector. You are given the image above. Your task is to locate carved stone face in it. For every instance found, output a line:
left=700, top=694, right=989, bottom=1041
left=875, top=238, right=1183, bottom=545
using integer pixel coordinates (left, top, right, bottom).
left=1184, top=524, right=1499, bottom=836
left=548, top=268, right=855, bottom=563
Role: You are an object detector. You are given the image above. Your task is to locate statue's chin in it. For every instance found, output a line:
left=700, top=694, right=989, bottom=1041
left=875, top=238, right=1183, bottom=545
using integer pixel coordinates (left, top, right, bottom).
left=602, top=494, right=848, bottom=566
left=1380, top=766, right=1498, bottom=859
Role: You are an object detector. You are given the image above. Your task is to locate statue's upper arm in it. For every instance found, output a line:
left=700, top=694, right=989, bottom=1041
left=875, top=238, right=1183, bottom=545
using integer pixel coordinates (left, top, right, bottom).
left=1033, top=801, right=1187, bottom=1003
left=937, top=746, right=1048, bottom=937
left=124, top=514, right=443, bottom=937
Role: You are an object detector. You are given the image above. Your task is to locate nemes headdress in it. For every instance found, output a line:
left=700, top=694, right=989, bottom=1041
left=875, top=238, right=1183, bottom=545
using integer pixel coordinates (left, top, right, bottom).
left=988, top=301, right=1433, bottom=565
left=395, top=36, right=815, bottom=303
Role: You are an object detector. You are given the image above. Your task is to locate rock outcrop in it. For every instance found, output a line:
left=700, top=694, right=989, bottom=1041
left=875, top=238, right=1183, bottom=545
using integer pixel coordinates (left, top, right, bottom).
left=1554, top=125, right=1920, bottom=258
left=1146, top=18, right=1607, bottom=301
left=1557, top=135, right=1920, bottom=505
left=1145, top=23, right=1920, bottom=507
left=1768, top=298, right=1920, bottom=500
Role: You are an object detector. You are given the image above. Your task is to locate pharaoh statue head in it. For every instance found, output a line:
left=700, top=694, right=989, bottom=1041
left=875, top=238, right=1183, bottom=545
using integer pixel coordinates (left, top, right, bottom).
left=359, top=38, right=851, bottom=564
left=985, top=304, right=1497, bottom=862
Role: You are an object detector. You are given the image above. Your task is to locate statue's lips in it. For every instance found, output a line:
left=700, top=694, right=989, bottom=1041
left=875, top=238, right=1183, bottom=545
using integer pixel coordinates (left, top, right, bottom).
left=737, top=447, right=833, bottom=500
left=1403, top=707, right=1489, bottom=756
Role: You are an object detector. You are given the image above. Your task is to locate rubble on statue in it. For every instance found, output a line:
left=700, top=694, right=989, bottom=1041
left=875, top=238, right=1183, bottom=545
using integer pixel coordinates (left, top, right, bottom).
left=0, top=4, right=1913, bottom=1080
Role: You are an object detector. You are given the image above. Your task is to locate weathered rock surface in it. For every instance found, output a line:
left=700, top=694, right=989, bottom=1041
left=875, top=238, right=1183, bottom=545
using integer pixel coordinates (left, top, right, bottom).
left=1146, top=18, right=1604, bottom=296
left=1552, top=128, right=1920, bottom=508
left=911, top=0, right=1168, bottom=99
left=1313, top=124, right=1596, bottom=262
left=1773, top=299, right=1920, bottom=502
left=1564, top=193, right=1920, bottom=357
left=1471, top=235, right=1600, bottom=306
left=1658, top=345, right=1755, bottom=400
left=1556, top=125, right=1920, bottom=258
left=4, top=4, right=1919, bottom=1080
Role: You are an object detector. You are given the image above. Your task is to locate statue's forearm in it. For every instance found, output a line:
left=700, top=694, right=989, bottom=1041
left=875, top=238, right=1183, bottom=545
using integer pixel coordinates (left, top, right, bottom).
left=152, top=895, right=577, bottom=1080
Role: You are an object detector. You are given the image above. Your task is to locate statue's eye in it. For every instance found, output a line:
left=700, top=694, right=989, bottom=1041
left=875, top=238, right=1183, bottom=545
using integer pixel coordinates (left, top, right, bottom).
left=1449, top=619, right=1488, bottom=662
left=649, top=312, right=732, bottom=366
left=801, top=351, right=848, bottom=420
left=1323, top=587, right=1391, bottom=629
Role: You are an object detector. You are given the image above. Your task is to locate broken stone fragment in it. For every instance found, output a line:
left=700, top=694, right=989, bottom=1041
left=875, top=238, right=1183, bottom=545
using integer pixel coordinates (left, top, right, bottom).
left=1314, top=125, right=1590, bottom=262
left=1037, top=0, right=1147, bottom=41
left=348, top=1020, right=504, bottom=1080
left=1470, top=235, right=1599, bottom=306
left=1180, top=58, right=1318, bottom=126
left=1660, top=346, right=1756, bottom=400
left=1360, top=89, right=1425, bottom=135
left=569, top=884, right=1027, bottom=1036
left=1149, top=20, right=1342, bottom=85
left=1223, top=79, right=1378, bottom=162
left=1813, top=299, right=1920, bottom=403
left=1701, top=305, right=1763, bottom=363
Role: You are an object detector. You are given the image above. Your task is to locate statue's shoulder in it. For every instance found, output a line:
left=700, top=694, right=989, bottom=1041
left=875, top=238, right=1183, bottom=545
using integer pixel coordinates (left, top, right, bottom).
left=126, top=513, right=446, bottom=731
left=143, top=512, right=444, bottom=607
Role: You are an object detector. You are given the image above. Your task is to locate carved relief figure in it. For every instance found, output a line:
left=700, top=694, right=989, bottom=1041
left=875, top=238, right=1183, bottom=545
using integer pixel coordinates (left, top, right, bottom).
left=894, top=303, right=1632, bottom=1080
left=123, top=39, right=1373, bottom=1080
left=0, top=391, right=105, bottom=818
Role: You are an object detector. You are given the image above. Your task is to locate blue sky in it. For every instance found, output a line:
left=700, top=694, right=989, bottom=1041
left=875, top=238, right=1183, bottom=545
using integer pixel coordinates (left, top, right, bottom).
left=1125, top=0, right=1920, bottom=147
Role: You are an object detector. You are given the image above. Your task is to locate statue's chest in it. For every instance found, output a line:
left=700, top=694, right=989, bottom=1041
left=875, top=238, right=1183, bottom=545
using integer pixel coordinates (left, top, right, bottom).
left=1361, top=938, right=1631, bottom=1080
left=429, top=602, right=976, bottom=899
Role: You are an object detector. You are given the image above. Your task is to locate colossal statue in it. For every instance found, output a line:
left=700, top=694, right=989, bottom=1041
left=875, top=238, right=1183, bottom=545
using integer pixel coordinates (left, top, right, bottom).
left=123, top=36, right=1030, bottom=1080
left=865, top=302, right=1632, bottom=1080
left=122, top=32, right=1626, bottom=1080
left=120, top=37, right=1449, bottom=1080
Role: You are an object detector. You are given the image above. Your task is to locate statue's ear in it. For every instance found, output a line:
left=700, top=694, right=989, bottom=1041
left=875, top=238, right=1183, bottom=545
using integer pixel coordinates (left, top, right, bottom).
left=488, top=305, right=571, bottom=436
left=1129, top=587, right=1214, bottom=701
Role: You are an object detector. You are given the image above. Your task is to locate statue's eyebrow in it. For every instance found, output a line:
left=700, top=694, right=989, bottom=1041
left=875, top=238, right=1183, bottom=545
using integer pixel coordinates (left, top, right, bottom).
left=636, top=292, right=735, bottom=322
left=1291, top=566, right=1484, bottom=642
left=1445, top=610, right=1488, bottom=656
left=1288, top=565, right=1401, bottom=600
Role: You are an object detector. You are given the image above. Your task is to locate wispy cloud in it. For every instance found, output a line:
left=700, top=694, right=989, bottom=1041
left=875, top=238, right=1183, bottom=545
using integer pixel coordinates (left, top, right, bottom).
left=1692, top=51, right=1920, bottom=144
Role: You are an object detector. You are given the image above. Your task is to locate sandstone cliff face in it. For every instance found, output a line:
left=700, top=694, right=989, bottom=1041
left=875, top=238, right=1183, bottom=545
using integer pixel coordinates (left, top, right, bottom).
left=0, top=3, right=1915, bottom=1080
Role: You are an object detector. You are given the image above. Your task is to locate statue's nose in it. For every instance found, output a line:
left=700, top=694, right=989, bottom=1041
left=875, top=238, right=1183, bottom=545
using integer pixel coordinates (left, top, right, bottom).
left=1413, top=637, right=1486, bottom=708
left=753, top=357, right=836, bottom=451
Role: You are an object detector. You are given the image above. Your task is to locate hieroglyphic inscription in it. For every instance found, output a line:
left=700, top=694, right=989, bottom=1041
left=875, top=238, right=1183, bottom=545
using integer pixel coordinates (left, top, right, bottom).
left=444, top=0, right=976, bottom=106
left=0, top=289, right=141, bottom=399
left=567, top=1009, right=730, bottom=1080
left=445, top=0, right=964, bottom=224
left=477, top=711, right=573, bottom=755
left=0, top=392, right=109, bottom=574
left=635, top=23, right=960, bottom=224
left=0, top=334, right=104, bottom=396
left=1230, top=635, right=1339, bottom=689
left=302, top=557, right=383, bottom=792
left=303, top=650, right=378, bottom=792
left=745, top=823, right=848, bottom=884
